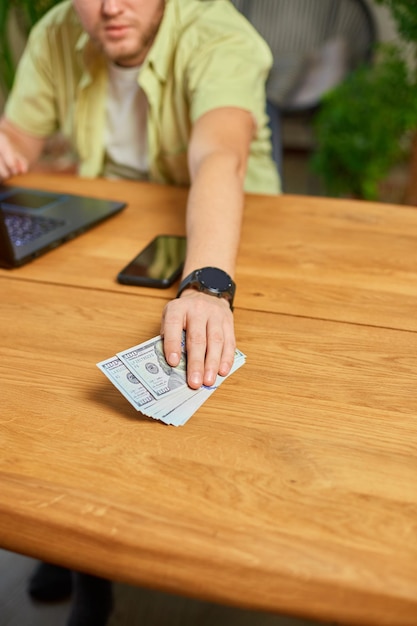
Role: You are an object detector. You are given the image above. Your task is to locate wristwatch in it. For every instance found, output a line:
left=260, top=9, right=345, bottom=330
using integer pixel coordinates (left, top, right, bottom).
left=176, top=266, right=236, bottom=310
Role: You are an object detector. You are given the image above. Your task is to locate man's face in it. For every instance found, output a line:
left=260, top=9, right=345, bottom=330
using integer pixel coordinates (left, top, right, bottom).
left=72, top=0, right=165, bottom=67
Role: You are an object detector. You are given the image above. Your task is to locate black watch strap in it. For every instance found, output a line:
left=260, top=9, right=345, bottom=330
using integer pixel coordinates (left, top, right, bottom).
left=176, top=267, right=236, bottom=310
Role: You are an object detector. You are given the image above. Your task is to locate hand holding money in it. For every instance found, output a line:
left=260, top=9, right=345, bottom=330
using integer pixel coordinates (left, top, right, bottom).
left=97, top=334, right=246, bottom=426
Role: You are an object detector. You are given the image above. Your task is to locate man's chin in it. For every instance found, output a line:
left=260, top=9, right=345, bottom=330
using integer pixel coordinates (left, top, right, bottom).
left=103, top=43, right=144, bottom=67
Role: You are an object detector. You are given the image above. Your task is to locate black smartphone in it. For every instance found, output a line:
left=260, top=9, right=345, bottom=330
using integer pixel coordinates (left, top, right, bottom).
left=117, top=234, right=187, bottom=288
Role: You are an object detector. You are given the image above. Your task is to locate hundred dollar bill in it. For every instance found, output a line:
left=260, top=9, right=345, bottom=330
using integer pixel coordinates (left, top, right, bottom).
left=97, top=336, right=246, bottom=426
left=97, top=356, right=157, bottom=412
left=117, top=334, right=187, bottom=399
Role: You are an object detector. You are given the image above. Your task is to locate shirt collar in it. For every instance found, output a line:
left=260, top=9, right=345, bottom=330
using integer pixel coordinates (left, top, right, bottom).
left=142, top=0, right=176, bottom=83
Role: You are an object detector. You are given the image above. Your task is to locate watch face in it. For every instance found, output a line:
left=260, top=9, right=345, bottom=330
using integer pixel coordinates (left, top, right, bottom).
left=198, top=267, right=232, bottom=292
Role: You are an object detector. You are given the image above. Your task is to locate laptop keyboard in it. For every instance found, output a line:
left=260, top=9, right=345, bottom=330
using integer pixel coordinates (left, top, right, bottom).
left=4, top=210, right=66, bottom=247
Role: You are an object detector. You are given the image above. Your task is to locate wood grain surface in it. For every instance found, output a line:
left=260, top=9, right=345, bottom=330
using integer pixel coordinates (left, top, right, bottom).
left=2, top=174, right=417, bottom=330
left=1, top=277, right=416, bottom=626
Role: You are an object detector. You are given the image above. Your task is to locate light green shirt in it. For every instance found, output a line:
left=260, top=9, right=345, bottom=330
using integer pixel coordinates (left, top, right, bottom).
left=6, top=0, right=280, bottom=194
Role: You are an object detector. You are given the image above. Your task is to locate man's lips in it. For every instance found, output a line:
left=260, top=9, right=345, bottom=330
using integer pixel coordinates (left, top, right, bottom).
left=104, top=23, right=131, bottom=38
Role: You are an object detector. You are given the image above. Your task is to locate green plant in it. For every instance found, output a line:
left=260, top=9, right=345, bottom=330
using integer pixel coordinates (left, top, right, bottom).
left=311, top=0, right=417, bottom=201
left=0, top=0, right=62, bottom=94
left=311, top=44, right=417, bottom=200
left=374, top=0, right=417, bottom=46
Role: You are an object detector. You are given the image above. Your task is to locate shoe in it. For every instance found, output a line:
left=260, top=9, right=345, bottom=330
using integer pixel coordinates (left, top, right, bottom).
left=28, top=561, right=73, bottom=602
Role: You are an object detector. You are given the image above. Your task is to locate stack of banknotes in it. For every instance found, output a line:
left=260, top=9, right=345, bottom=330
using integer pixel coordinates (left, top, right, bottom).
left=97, top=333, right=246, bottom=426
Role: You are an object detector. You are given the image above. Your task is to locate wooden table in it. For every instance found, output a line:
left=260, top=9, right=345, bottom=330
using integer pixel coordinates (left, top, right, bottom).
left=7, top=172, right=417, bottom=331
left=1, top=174, right=416, bottom=626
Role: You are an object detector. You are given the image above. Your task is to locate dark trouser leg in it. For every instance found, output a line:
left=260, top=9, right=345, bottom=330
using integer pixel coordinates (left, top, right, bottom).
left=66, top=572, right=114, bottom=626
left=28, top=561, right=73, bottom=602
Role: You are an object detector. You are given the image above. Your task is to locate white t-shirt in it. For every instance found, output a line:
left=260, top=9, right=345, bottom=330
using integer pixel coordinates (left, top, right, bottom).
left=104, top=62, right=148, bottom=179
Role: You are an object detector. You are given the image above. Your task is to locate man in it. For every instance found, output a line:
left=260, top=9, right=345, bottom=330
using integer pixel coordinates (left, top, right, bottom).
left=1, top=0, right=279, bottom=623
left=1, top=0, right=279, bottom=386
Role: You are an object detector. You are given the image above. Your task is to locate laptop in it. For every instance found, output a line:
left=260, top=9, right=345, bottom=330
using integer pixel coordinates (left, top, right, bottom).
left=0, top=185, right=126, bottom=268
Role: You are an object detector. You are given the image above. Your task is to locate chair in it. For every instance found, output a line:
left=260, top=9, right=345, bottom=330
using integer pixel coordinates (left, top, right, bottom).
left=231, top=0, right=378, bottom=184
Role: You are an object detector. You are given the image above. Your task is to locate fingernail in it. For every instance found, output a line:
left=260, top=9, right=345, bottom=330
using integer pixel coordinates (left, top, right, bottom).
left=190, top=372, right=202, bottom=388
left=205, top=370, right=216, bottom=386
left=219, top=362, right=230, bottom=376
left=168, top=352, right=179, bottom=365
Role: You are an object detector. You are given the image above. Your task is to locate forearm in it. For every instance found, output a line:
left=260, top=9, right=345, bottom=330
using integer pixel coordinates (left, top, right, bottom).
left=161, top=107, right=252, bottom=389
left=183, top=149, right=245, bottom=278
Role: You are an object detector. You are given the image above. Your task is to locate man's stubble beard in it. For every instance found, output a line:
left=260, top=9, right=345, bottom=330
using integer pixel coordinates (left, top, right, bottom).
left=104, top=0, right=164, bottom=67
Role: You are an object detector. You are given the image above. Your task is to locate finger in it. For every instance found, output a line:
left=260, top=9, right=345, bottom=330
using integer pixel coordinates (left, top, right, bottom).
left=202, top=320, right=225, bottom=387
left=185, top=320, right=208, bottom=390
left=160, top=300, right=185, bottom=367
left=15, top=157, right=28, bottom=174
left=0, top=159, right=16, bottom=180
left=206, top=313, right=236, bottom=383
left=1, top=148, right=18, bottom=172
left=0, top=154, right=27, bottom=179
left=218, top=325, right=236, bottom=377
left=0, top=163, right=9, bottom=181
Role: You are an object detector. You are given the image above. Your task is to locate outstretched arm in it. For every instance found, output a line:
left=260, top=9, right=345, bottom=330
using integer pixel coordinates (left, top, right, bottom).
left=161, top=106, right=254, bottom=389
